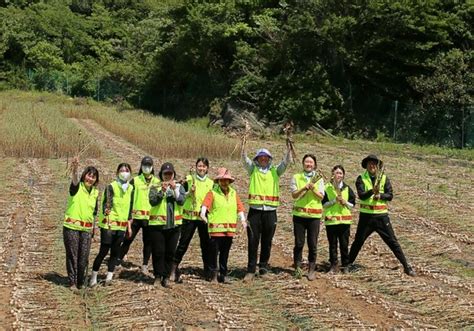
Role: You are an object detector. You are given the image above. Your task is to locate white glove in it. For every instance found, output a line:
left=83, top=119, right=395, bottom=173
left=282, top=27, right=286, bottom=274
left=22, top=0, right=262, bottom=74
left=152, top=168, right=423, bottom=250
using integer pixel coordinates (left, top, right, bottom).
left=200, top=206, right=208, bottom=223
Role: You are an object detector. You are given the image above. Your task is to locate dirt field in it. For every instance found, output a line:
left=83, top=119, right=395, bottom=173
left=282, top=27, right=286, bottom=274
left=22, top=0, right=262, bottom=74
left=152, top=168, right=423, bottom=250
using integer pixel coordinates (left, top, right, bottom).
left=0, top=117, right=472, bottom=329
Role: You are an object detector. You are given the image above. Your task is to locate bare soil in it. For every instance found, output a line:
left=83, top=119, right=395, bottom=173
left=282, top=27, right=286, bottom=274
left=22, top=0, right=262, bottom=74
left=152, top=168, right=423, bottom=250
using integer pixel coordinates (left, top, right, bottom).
left=0, top=119, right=472, bottom=329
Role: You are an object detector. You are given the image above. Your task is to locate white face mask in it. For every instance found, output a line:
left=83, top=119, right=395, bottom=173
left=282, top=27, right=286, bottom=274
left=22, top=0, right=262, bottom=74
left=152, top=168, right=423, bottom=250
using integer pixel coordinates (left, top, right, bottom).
left=119, top=171, right=131, bottom=181
left=142, top=166, right=152, bottom=175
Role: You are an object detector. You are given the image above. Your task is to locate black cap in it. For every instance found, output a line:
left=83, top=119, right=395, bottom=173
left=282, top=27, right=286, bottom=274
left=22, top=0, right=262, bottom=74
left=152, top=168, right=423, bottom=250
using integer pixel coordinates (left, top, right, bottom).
left=141, top=156, right=153, bottom=166
left=160, top=162, right=174, bottom=173
left=361, top=154, right=382, bottom=169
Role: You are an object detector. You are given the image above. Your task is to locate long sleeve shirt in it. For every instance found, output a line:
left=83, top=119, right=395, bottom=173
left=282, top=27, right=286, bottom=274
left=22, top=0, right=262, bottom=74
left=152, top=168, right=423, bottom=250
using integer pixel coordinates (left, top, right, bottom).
left=321, top=182, right=356, bottom=209
left=149, top=183, right=186, bottom=229
left=355, top=175, right=393, bottom=202
left=102, top=180, right=134, bottom=220
left=242, top=149, right=291, bottom=211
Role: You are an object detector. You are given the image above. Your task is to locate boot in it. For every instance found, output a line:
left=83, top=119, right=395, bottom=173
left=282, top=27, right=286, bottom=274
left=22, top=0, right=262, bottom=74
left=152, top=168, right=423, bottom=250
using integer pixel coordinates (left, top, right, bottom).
left=210, top=271, right=218, bottom=284
left=243, top=272, right=255, bottom=283
left=328, top=264, right=338, bottom=274
left=161, top=277, right=173, bottom=288
left=219, top=274, right=231, bottom=284
left=89, top=271, right=98, bottom=287
left=307, top=262, right=316, bottom=281
left=404, top=265, right=416, bottom=277
left=169, top=263, right=178, bottom=282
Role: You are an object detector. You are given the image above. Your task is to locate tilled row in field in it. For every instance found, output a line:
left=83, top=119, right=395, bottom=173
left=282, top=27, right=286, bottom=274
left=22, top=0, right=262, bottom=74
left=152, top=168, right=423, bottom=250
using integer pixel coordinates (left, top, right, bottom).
left=8, top=159, right=77, bottom=328
left=0, top=159, right=24, bottom=325
left=271, top=203, right=473, bottom=328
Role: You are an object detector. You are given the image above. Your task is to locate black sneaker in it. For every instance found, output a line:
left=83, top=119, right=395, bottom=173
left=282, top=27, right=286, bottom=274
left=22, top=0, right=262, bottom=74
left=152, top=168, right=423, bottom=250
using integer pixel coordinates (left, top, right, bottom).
left=259, top=267, right=269, bottom=275
left=404, top=266, right=416, bottom=277
left=347, top=263, right=360, bottom=273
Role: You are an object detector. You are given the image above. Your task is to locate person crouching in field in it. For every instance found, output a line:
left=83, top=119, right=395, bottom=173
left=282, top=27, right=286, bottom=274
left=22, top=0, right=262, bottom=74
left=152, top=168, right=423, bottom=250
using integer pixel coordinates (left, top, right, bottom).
left=118, top=156, right=159, bottom=274
left=348, top=155, right=416, bottom=276
left=63, top=158, right=99, bottom=290
left=200, top=168, right=247, bottom=283
left=90, top=163, right=133, bottom=287
left=290, top=154, right=324, bottom=281
left=322, top=165, right=355, bottom=274
left=171, top=157, right=214, bottom=282
left=242, top=145, right=291, bottom=282
left=148, top=162, right=185, bottom=288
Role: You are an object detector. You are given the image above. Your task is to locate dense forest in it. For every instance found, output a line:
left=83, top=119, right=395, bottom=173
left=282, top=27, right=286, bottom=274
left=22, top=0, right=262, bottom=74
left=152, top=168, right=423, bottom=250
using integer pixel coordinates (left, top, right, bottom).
left=0, top=0, right=472, bottom=147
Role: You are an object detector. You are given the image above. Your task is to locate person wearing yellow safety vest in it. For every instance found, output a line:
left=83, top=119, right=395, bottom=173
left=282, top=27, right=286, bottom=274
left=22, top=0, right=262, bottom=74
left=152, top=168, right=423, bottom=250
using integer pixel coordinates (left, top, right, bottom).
left=290, top=154, right=325, bottom=281
left=242, top=144, right=291, bottom=282
left=118, top=156, right=159, bottom=274
left=63, top=157, right=99, bottom=290
left=348, top=155, right=416, bottom=277
left=148, top=162, right=186, bottom=288
left=200, top=168, right=247, bottom=283
left=90, top=163, right=134, bottom=287
left=322, top=165, right=355, bottom=274
left=171, top=157, right=214, bottom=282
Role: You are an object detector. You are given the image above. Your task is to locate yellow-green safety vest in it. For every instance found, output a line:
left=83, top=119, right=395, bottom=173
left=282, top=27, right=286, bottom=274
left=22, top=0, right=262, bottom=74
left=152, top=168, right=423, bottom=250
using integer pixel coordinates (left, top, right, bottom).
left=323, top=183, right=353, bottom=225
left=149, top=189, right=183, bottom=226
left=292, top=173, right=323, bottom=218
left=99, top=181, right=133, bottom=231
left=208, top=186, right=238, bottom=235
left=359, top=171, right=388, bottom=214
left=64, top=182, right=99, bottom=232
left=248, top=166, right=280, bottom=207
left=131, top=174, right=160, bottom=220
left=182, top=175, right=214, bottom=220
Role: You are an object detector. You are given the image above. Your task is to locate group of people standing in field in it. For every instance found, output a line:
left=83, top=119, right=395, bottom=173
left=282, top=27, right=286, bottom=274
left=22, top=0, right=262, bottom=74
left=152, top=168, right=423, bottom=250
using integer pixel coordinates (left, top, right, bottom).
left=63, top=144, right=416, bottom=291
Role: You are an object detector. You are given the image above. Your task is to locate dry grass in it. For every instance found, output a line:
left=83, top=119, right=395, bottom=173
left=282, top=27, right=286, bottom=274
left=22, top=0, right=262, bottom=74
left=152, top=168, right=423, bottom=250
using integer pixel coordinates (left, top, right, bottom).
left=60, top=99, right=238, bottom=159
left=0, top=92, right=101, bottom=158
left=0, top=90, right=238, bottom=159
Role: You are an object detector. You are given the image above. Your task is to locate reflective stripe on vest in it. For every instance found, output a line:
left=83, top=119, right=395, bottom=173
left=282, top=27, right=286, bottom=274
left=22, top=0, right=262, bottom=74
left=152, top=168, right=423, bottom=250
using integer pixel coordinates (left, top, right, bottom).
left=248, top=166, right=280, bottom=207
left=292, top=173, right=323, bottom=218
left=65, top=217, right=93, bottom=229
left=99, top=181, right=133, bottom=231
left=132, top=209, right=150, bottom=216
left=132, top=174, right=160, bottom=220
left=63, top=182, right=98, bottom=232
left=182, top=175, right=214, bottom=220
left=248, top=194, right=279, bottom=202
left=208, top=186, right=238, bottom=235
left=324, top=184, right=353, bottom=225
left=101, top=219, right=129, bottom=228
left=359, top=171, right=388, bottom=215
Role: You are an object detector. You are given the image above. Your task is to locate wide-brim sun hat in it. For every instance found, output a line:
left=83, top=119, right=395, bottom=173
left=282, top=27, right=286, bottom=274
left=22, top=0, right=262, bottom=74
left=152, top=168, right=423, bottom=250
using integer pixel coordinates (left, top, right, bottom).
left=361, top=154, right=383, bottom=169
left=214, top=167, right=235, bottom=183
left=253, top=148, right=273, bottom=161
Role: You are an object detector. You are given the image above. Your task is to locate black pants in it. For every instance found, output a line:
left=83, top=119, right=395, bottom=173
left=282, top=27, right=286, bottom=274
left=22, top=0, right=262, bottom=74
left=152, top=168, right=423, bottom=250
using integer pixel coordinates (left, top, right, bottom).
left=148, top=226, right=180, bottom=278
left=247, top=208, right=277, bottom=273
left=208, top=236, right=233, bottom=276
left=349, top=213, right=409, bottom=268
left=119, top=219, right=151, bottom=265
left=293, top=216, right=320, bottom=266
left=174, top=219, right=210, bottom=271
left=92, top=229, right=125, bottom=272
left=326, top=224, right=350, bottom=267
left=63, top=227, right=92, bottom=288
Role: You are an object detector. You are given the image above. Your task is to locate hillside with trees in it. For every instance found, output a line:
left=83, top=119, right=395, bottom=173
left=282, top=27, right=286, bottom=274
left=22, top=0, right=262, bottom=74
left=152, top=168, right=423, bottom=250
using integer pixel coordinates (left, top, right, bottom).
left=0, top=0, right=472, bottom=147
